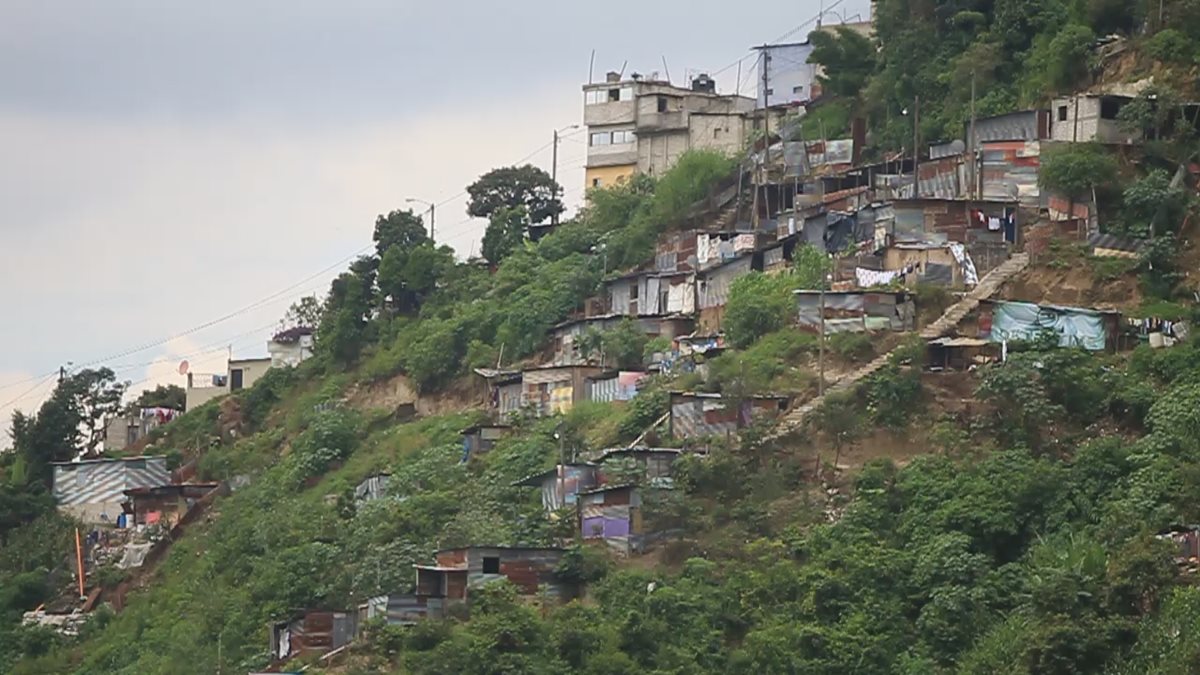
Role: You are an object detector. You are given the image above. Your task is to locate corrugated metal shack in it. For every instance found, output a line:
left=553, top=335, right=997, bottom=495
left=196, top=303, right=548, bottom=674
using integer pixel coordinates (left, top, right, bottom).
left=697, top=254, right=759, bottom=331
left=514, top=463, right=601, bottom=512
left=460, top=424, right=512, bottom=461
left=888, top=198, right=1015, bottom=245
left=968, top=109, right=1052, bottom=147
left=585, top=370, right=648, bottom=403
left=52, top=456, right=171, bottom=524
left=980, top=140, right=1042, bottom=207
left=596, top=447, right=681, bottom=486
left=354, top=473, right=392, bottom=504
left=580, top=485, right=646, bottom=556
left=669, top=392, right=789, bottom=440
left=358, top=594, right=446, bottom=628
left=415, top=547, right=574, bottom=607
left=520, top=365, right=604, bottom=416
left=475, top=368, right=524, bottom=420
left=794, top=290, right=916, bottom=334
left=883, top=243, right=962, bottom=287
left=550, top=315, right=694, bottom=366
left=604, top=271, right=697, bottom=317
left=121, top=483, right=220, bottom=527
left=270, top=610, right=357, bottom=663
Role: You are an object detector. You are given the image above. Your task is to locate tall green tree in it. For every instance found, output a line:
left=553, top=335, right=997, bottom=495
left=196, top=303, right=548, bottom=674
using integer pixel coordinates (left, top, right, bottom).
left=319, top=256, right=378, bottom=364
left=807, top=26, right=877, bottom=100
left=378, top=243, right=455, bottom=315
left=481, top=206, right=530, bottom=265
left=467, top=165, right=563, bottom=224
left=284, top=295, right=325, bottom=329
left=9, top=368, right=128, bottom=484
left=373, top=209, right=430, bottom=257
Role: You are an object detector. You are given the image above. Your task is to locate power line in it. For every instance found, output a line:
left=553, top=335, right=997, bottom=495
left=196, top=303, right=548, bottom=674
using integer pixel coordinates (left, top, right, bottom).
left=0, top=372, right=60, bottom=417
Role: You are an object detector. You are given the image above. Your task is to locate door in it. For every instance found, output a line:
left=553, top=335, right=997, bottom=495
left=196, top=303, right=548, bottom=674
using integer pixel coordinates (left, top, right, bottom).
left=230, top=368, right=244, bottom=391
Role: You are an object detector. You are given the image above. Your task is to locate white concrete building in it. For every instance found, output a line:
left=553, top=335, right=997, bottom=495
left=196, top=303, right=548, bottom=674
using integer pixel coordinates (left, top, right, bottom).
left=754, top=42, right=818, bottom=109
left=1051, top=94, right=1140, bottom=145
left=268, top=327, right=315, bottom=368
left=185, top=356, right=272, bottom=411
left=582, top=72, right=756, bottom=189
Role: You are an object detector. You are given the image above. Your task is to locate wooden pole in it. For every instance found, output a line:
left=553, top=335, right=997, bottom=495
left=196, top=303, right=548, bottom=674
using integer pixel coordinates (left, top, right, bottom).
left=75, top=528, right=86, bottom=599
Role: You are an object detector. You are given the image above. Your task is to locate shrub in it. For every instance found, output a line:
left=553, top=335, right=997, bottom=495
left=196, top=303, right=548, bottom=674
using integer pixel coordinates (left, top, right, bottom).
left=725, top=273, right=796, bottom=349
left=829, top=332, right=874, bottom=364
left=1039, top=143, right=1119, bottom=199
left=1145, top=29, right=1192, bottom=63
left=707, top=331, right=817, bottom=395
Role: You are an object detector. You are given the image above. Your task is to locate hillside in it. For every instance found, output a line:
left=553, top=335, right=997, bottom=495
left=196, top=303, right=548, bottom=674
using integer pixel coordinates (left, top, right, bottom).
left=6, top=1, right=1200, bottom=673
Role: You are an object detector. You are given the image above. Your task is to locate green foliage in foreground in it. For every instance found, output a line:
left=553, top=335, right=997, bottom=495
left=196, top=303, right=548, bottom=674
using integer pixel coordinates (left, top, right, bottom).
left=8, top=336, right=1200, bottom=674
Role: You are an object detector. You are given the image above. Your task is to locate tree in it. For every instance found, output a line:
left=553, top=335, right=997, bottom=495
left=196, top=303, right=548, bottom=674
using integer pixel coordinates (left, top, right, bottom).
left=808, top=26, right=877, bottom=100
left=319, top=256, right=377, bottom=364
left=481, top=206, right=530, bottom=265
left=577, top=320, right=648, bottom=370
left=9, top=368, right=128, bottom=484
left=467, top=165, right=563, bottom=225
left=373, top=209, right=429, bottom=257
left=378, top=242, right=455, bottom=315
left=1038, top=143, right=1119, bottom=199
left=284, top=295, right=324, bottom=329
left=792, top=244, right=833, bottom=289
left=130, top=384, right=186, bottom=412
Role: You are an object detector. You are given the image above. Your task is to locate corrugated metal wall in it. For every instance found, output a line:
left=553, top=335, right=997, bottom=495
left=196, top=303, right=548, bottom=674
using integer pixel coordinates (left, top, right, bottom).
left=359, top=594, right=445, bottom=626
left=670, top=395, right=785, bottom=439
left=698, top=257, right=753, bottom=310
left=974, top=111, right=1041, bottom=144
left=981, top=141, right=1041, bottom=207
left=53, top=458, right=170, bottom=522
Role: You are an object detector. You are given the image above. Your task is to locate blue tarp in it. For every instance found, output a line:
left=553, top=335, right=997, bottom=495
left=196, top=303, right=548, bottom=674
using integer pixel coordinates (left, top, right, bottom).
left=989, top=301, right=1109, bottom=351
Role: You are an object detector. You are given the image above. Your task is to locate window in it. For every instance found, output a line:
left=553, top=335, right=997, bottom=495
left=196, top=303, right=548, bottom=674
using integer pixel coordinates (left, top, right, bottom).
left=611, top=130, right=635, bottom=144
left=1058, top=105, right=1068, bottom=122
left=230, top=368, right=244, bottom=391
left=590, top=132, right=611, bottom=147
left=482, top=556, right=501, bottom=574
left=629, top=282, right=639, bottom=300
left=792, top=85, right=804, bottom=95
left=657, top=96, right=668, bottom=113
left=593, top=178, right=602, bottom=188
left=1100, top=97, right=1124, bottom=120
left=765, top=88, right=774, bottom=96
left=585, top=90, right=605, bottom=105
left=714, top=128, right=722, bottom=138
left=619, top=86, right=634, bottom=101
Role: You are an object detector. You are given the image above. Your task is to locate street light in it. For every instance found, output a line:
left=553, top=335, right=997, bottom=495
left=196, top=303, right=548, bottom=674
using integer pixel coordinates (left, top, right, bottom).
left=552, top=124, right=581, bottom=226
left=405, top=197, right=435, bottom=243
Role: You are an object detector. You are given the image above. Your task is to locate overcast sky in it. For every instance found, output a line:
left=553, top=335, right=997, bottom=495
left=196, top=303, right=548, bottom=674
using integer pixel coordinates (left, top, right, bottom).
left=0, top=0, right=870, bottom=444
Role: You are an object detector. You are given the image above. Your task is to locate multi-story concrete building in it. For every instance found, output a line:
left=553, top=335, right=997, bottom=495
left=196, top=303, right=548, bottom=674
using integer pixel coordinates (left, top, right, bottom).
left=185, top=356, right=272, bottom=411
left=582, top=72, right=756, bottom=189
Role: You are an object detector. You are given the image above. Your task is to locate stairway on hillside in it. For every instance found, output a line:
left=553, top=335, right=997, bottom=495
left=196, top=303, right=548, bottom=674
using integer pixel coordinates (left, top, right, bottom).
left=765, top=252, right=1030, bottom=440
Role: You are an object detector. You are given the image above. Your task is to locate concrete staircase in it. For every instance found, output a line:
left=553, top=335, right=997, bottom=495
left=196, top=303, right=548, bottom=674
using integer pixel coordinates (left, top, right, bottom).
left=765, top=252, right=1030, bottom=440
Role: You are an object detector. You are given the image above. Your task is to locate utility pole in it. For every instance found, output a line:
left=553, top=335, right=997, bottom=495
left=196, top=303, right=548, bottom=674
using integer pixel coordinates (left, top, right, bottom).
left=759, top=47, right=771, bottom=230
left=966, top=71, right=976, bottom=226
left=405, top=198, right=436, bottom=243
left=552, top=129, right=561, bottom=227
left=818, top=275, right=827, bottom=396
left=912, top=95, right=921, bottom=198
left=551, top=125, right=580, bottom=226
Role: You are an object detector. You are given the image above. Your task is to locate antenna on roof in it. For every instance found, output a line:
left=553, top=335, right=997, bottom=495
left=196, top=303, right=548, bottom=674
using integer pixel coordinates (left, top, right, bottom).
left=617, top=60, right=628, bottom=80
left=661, top=55, right=673, bottom=85
left=588, top=49, right=596, bottom=84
